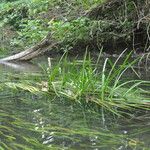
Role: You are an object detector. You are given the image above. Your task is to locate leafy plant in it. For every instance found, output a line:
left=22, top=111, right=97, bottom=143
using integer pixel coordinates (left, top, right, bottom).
left=49, top=17, right=91, bottom=41
left=0, top=1, right=29, bottom=28
left=12, top=19, right=49, bottom=46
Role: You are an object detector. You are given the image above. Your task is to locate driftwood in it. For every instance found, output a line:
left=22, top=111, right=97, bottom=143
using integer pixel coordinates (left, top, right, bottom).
left=0, top=33, right=59, bottom=62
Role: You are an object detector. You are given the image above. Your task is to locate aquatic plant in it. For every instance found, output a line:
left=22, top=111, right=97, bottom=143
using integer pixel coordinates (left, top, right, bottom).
left=0, top=55, right=149, bottom=149
left=0, top=87, right=149, bottom=150
left=47, top=52, right=150, bottom=115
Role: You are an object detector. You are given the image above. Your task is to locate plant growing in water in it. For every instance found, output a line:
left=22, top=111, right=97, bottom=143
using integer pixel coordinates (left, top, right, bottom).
left=47, top=51, right=150, bottom=115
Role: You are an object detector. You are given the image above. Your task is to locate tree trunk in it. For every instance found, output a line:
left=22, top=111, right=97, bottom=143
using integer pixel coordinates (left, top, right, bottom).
left=0, top=33, right=59, bottom=62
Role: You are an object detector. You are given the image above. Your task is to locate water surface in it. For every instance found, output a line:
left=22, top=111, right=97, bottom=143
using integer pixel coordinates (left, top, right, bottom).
left=0, top=56, right=149, bottom=150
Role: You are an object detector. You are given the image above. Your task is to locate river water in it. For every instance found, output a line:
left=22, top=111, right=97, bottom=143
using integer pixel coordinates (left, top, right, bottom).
left=0, top=56, right=149, bottom=150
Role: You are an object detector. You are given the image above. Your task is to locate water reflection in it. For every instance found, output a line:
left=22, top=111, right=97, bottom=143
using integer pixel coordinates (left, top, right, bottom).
left=0, top=56, right=149, bottom=150
left=0, top=55, right=149, bottom=79
left=1, top=92, right=149, bottom=149
left=0, top=61, right=41, bottom=73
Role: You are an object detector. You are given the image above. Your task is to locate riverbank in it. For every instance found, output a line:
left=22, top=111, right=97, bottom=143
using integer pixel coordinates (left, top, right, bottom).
left=0, top=0, right=150, bottom=58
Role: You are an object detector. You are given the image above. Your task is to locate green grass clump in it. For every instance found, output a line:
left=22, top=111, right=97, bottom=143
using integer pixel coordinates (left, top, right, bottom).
left=47, top=52, right=150, bottom=115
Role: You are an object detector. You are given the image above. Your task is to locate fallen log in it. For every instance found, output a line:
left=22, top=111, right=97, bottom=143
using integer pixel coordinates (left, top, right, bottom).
left=0, top=33, right=59, bottom=62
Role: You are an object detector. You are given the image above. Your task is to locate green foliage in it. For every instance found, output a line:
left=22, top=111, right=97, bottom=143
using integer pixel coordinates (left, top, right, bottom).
left=48, top=17, right=134, bottom=52
left=0, top=0, right=105, bottom=49
left=72, top=0, right=105, bottom=10
left=28, top=0, right=50, bottom=15
left=0, top=0, right=52, bottom=47
left=12, top=19, right=49, bottom=46
left=0, top=0, right=52, bottom=28
left=0, top=0, right=29, bottom=28
left=47, top=52, right=150, bottom=115
left=49, top=17, right=91, bottom=42
left=1, top=0, right=149, bottom=54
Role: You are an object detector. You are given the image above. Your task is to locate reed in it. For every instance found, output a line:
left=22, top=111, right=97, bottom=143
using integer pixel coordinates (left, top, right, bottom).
left=47, top=52, right=150, bottom=115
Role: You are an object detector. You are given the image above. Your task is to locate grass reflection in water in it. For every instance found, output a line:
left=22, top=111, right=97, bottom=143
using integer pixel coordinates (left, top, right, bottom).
left=0, top=54, right=150, bottom=150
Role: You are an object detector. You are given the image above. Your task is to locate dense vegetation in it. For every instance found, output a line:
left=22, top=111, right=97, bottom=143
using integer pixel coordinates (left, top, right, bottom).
left=0, top=0, right=103, bottom=55
left=0, top=0, right=150, bottom=56
left=0, top=0, right=149, bottom=113
left=0, top=1, right=150, bottom=149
